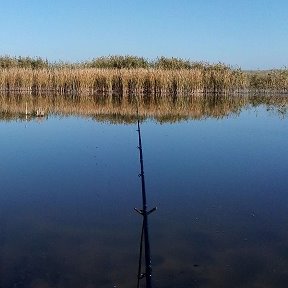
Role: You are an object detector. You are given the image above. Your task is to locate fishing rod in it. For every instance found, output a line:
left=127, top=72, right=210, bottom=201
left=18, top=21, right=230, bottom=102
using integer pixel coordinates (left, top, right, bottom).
left=134, top=109, right=156, bottom=288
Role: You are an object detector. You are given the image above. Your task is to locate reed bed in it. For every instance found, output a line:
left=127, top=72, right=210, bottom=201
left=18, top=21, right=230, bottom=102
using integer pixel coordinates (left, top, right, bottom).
left=1, top=55, right=288, bottom=95
left=0, top=67, right=249, bottom=95
left=1, top=93, right=287, bottom=123
left=1, top=67, right=288, bottom=95
left=0, top=55, right=288, bottom=97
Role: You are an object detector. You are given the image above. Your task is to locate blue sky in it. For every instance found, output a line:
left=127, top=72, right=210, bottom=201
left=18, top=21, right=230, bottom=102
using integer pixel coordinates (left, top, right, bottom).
left=0, top=0, right=287, bottom=69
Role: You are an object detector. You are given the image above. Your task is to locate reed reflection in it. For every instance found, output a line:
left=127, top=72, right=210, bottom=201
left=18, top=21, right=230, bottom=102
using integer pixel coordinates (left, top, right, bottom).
left=1, top=93, right=288, bottom=123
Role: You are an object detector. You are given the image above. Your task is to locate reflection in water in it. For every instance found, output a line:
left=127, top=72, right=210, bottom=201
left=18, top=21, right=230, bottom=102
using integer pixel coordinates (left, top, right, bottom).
left=0, top=93, right=288, bottom=287
left=135, top=117, right=156, bottom=288
left=1, top=93, right=288, bottom=123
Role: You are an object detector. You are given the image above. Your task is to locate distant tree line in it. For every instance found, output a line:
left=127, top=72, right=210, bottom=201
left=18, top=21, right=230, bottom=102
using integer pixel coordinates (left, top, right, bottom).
left=0, top=55, right=229, bottom=70
left=85, top=56, right=212, bottom=70
left=0, top=56, right=49, bottom=69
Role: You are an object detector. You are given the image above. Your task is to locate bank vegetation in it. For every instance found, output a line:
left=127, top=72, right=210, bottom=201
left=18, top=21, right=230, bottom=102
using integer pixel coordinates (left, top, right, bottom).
left=0, top=56, right=287, bottom=95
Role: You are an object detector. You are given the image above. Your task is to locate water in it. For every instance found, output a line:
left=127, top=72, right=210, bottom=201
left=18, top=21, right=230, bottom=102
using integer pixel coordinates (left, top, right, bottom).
left=0, top=101, right=288, bottom=287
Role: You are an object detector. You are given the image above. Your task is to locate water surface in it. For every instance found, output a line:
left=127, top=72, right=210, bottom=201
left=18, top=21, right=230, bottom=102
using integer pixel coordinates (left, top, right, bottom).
left=0, top=96, right=288, bottom=288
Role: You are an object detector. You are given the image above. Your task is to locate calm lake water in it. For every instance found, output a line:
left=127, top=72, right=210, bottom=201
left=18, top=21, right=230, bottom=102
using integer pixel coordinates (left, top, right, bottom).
left=0, top=98, right=288, bottom=288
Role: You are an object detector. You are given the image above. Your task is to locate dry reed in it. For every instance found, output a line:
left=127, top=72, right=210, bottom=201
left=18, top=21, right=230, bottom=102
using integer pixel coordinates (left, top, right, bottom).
left=1, top=67, right=288, bottom=95
left=1, top=56, right=287, bottom=95
left=0, top=67, right=253, bottom=95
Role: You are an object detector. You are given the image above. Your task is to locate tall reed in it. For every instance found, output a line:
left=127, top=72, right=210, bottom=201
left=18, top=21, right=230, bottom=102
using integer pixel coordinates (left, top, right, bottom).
left=0, top=55, right=287, bottom=95
left=0, top=67, right=259, bottom=95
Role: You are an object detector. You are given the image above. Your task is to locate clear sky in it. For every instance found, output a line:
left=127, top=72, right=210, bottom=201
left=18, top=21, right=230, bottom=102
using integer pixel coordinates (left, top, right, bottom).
left=0, top=0, right=287, bottom=69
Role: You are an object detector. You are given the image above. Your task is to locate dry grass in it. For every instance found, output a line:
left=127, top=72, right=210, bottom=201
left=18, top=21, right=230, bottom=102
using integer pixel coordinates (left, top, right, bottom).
left=1, top=56, right=287, bottom=95
left=0, top=67, right=251, bottom=95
